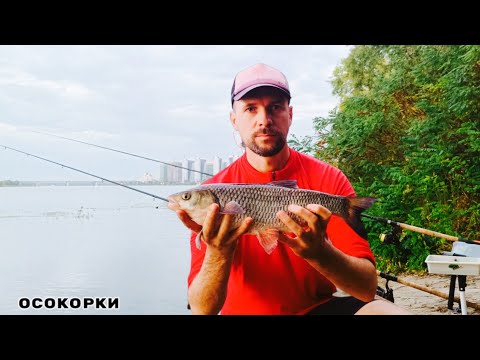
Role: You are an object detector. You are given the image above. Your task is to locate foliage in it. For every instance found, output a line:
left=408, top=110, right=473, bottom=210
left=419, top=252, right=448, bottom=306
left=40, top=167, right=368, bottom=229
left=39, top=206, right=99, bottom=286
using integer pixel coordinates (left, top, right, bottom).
left=0, top=180, right=20, bottom=186
left=287, top=134, right=316, bottom=156
left=290, top=45, right=480, bottom=273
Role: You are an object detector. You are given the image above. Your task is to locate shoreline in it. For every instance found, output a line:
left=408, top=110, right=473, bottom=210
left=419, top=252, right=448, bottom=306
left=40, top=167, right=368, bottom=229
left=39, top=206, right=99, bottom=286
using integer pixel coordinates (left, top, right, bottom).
left=376, top=272, right=480, bottom=315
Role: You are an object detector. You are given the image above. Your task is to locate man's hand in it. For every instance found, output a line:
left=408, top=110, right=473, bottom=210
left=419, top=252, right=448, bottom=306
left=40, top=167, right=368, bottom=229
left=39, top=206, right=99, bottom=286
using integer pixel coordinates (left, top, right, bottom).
left=175, top=209, right=203, bottom=233
left=176, top=203, right=254, bottom=255
left=276, top=204, right=331, bottom=259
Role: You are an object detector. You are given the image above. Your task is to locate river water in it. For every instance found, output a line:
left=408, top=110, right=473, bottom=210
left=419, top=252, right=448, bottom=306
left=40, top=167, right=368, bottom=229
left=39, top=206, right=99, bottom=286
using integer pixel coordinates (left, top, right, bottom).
left=0, top=184, right=193, bottom=314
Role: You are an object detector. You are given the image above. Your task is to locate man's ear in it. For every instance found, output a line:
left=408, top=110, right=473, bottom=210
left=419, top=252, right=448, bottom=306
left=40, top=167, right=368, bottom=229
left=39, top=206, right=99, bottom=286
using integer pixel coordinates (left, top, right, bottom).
left=230, top=111, right=238, bottom=131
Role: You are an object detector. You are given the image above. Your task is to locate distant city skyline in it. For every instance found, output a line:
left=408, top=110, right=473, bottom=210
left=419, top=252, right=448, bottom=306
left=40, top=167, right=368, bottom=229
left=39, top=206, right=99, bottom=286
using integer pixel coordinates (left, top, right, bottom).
left=141, top=154, right=241, bottom=184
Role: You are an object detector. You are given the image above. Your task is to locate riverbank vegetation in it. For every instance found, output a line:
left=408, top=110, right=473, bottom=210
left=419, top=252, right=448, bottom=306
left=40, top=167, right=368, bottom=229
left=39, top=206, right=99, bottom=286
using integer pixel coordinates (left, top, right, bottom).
left=290, top=45, right=480, bottom=273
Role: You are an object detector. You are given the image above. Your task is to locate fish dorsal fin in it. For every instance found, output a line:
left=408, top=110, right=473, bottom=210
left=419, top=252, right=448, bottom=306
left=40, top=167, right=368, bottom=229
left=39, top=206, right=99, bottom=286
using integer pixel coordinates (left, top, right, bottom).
left=220, top=201, right=245, bottom=215
left=266, top=180, right=298, bottom=189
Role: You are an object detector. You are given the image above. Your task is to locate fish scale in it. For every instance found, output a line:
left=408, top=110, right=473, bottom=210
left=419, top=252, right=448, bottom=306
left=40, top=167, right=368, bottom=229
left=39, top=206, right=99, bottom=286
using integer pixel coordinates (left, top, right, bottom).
left=214, top=184, right=346, bottom=230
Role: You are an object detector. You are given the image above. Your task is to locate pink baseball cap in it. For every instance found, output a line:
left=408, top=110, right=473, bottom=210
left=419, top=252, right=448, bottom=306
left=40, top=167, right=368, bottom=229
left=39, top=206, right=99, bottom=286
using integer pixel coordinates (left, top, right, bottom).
left=231, top=63, right=291, bottom=104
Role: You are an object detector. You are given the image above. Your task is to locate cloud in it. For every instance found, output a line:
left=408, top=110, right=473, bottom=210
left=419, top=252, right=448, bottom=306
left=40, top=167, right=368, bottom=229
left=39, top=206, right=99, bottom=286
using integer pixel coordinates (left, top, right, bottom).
left=0, top=66, right=94, bottom=99
left=0, top=45, right=351, bottom=180
left=0, top=122, right=17, bottom=133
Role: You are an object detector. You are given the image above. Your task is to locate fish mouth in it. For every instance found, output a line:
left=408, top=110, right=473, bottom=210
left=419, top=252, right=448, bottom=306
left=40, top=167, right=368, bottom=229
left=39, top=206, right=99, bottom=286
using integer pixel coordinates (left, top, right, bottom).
left=167, top=196, right=180, bottom=211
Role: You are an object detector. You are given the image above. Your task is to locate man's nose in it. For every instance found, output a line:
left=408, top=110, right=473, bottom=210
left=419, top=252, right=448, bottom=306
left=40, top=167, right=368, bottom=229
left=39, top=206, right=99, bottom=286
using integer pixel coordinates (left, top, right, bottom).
left=257, top=108, right=273, bottom=127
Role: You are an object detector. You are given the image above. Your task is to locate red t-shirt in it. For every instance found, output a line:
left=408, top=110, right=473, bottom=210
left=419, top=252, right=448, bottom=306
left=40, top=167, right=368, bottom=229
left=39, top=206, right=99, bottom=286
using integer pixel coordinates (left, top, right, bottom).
left=187, top=148, right=375, bottom=314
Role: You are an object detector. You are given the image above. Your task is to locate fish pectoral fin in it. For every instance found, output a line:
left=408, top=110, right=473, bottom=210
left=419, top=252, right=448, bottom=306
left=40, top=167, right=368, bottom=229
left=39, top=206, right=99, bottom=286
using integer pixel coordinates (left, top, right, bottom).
left=255, top=229, right=280, bottom=255
left=220, top=201, right=245, bottom=215
left=195, top=230, right=203, bottom=250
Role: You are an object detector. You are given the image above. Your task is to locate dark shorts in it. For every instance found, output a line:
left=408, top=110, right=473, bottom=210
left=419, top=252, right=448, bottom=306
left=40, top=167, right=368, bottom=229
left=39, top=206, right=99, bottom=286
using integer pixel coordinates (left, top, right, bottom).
left=306, top=296, right=371, bottom=315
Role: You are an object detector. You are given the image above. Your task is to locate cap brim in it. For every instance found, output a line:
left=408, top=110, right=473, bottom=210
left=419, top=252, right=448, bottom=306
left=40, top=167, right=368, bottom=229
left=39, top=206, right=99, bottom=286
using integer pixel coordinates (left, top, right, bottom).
left=232, top=84, right=290, bottom=101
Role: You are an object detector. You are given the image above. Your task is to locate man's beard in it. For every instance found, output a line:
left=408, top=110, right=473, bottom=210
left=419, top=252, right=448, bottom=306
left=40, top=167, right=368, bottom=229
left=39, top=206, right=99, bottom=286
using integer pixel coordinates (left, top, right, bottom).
left=244, top=128, right=287, bottom=157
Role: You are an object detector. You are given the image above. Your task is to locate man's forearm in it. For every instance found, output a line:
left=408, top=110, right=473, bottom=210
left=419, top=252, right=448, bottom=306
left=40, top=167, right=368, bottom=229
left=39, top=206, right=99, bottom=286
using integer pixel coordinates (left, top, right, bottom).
left=188, top=248, right=235, bottom=315
left=306, top=242, right=378, bottom=302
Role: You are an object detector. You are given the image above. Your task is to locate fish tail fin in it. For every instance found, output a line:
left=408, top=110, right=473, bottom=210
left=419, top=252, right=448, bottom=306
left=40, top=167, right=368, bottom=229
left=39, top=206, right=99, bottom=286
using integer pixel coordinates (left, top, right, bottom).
left=344, top=197, right=377, bottom=240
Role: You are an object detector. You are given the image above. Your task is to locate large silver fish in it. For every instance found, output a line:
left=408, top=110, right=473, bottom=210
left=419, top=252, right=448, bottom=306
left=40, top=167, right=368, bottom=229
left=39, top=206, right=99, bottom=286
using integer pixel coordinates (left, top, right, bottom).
left=167, top=180, right=376, bottom=254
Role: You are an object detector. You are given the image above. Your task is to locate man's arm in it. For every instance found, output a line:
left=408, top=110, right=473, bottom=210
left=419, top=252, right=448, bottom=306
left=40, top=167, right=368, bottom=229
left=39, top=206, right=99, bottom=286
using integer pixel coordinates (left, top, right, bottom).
left=176, top=203, right=253, bottom=314
left=277, top=204, right=377, bottom=302
left=188, top=247, right=236, bottom=315
left=304, top=243, right=377, bottom=302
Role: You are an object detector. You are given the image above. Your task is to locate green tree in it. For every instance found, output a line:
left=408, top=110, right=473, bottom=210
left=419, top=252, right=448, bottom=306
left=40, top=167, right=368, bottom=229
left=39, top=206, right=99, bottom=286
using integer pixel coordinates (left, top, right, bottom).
left=290, top=45, right=480, bottom=273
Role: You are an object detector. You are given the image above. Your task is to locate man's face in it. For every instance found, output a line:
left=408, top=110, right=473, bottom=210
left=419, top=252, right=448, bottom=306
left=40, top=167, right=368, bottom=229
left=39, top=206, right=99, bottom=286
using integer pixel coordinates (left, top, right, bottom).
left=230, top=88, right=292, bottom=157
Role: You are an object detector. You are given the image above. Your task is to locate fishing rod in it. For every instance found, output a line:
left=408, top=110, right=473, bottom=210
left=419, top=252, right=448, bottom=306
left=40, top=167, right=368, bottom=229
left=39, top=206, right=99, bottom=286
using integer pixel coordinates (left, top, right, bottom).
left=1, top=144, right=170, bottom=203
left=362, top=213, right=480, bottom=245
left=376, top=270, right=480, bottom=311
left=31, top=130, right=213, bottom=177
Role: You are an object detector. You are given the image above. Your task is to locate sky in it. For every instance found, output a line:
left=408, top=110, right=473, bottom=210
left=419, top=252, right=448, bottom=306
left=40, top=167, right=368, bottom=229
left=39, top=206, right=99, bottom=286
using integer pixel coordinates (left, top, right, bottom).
left=0, top=45, right=352, bottom=181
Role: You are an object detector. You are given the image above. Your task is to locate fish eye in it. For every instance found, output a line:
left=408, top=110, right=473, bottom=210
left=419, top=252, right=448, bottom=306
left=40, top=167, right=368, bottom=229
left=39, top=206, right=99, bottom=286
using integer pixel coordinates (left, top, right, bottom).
left=181, top=192, right=191, bottom=200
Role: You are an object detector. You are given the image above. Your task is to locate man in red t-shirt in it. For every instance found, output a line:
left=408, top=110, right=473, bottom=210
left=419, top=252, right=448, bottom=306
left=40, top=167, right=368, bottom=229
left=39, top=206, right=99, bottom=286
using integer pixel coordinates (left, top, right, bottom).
left=170, top=63, right=411, bottom=315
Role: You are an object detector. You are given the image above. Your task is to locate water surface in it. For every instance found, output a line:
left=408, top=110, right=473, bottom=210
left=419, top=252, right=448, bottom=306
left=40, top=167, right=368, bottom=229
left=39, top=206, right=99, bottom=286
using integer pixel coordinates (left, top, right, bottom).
left=0, top=184, right=192, bottom=314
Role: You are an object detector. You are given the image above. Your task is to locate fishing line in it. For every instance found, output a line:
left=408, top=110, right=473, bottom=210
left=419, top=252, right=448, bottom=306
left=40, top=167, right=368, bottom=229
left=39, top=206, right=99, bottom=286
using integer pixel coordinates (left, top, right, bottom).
left=1, top=144, right=169, bottom=203
left=31, top=130, right=213, bottom=177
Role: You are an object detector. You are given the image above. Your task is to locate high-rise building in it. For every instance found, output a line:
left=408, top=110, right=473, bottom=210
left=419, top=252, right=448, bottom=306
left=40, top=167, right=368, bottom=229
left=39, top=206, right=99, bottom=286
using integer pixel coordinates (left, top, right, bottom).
left=158, top=164, right=168, bottom=184
left=182, top=159, right=194, bottom=184
left=205, top=162, right=213, bottom=181
left=213, top=156, right=222, bottom=175
left=193, top=158, right=206, bottom=183
left=167, top=162, right=182, bottom=183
